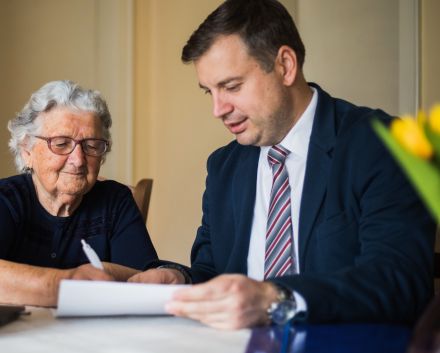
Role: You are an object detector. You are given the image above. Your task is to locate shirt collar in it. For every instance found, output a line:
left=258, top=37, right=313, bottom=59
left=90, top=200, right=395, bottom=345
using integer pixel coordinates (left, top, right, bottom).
left=262, top=86, right=318, bottom=163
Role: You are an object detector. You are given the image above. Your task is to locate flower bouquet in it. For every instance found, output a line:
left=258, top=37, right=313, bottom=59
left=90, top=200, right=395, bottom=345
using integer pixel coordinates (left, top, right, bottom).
left=372, top=104, right=440, bottom=223
left=373, top=104, right=440, bottom=353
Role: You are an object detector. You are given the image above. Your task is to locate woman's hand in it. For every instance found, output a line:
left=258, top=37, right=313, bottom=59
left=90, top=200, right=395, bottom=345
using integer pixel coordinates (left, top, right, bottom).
left=66, top=263, right=115, bottom=281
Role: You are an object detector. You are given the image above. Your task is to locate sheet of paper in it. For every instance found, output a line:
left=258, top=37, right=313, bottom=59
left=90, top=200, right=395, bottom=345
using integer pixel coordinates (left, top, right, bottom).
left=55, top=280, right=187, bottom=317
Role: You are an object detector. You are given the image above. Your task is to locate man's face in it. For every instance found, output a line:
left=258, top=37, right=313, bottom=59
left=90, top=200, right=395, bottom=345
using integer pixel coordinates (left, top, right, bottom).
left=194, top=34, right=294, bottom=146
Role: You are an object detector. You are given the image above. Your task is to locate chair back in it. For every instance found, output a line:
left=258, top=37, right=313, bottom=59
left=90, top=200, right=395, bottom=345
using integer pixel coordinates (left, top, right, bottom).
left=97, top=177, right=153, bottom=223
left=131, top=179, right=153, bottom=223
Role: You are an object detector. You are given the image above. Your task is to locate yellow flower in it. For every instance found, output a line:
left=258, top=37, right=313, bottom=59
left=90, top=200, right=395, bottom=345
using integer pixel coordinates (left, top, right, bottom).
left=429, top=104, right=440, bottom=134
left=391, top=116, right=433, bottom=159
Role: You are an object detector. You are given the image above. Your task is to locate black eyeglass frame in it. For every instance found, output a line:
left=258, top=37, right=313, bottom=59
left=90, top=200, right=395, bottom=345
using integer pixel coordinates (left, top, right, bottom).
left=32, top=135, right=110, bottom=157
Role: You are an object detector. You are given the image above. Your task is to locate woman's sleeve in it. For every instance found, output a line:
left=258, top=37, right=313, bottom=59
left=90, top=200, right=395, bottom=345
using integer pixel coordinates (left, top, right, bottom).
left=0, top=198, right=17, bottom=259
left=109, top=187, right=158, bottom=270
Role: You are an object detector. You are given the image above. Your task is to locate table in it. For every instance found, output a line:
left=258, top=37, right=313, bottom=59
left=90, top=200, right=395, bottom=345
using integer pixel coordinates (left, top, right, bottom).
left=246, top=323, right=412, bottom=353
left=0, top=307, right=250, bottom=353
left=0, top=308, right=412, bottom=353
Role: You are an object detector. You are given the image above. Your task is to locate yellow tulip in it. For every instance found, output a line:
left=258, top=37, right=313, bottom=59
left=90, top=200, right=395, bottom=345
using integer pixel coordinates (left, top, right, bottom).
left=429, top=104, right=440, bottom=134
left=391, top=117, right=433, bottom=159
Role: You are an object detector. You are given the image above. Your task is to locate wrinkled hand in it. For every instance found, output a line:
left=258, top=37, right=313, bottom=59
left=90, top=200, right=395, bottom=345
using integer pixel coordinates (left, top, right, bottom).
left=165, top=274, right=278, bottom=330
left=67, top=264, right=115, bottom=281
left=127, top=268, right=185, bottom=284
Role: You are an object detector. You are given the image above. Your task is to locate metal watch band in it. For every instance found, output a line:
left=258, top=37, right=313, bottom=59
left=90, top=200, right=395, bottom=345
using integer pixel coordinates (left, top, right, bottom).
left=267, top=284, right=297, bottom=325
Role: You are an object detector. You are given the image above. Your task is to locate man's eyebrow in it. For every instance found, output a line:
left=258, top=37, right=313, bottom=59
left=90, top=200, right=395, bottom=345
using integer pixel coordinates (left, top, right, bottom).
left=199, top=77, right=243, bottom=90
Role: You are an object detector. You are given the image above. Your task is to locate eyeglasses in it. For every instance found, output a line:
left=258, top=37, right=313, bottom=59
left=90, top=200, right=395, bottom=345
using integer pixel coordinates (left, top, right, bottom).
left=32, top=136, right=110, bottom=157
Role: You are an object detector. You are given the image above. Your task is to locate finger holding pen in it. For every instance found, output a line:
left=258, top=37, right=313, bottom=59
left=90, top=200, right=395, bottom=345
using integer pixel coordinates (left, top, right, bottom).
left=67, top=263, right=114, bottom=281
left=79, top=239, right=140, bottom=281
left=64, top=239, right=114, bottom=281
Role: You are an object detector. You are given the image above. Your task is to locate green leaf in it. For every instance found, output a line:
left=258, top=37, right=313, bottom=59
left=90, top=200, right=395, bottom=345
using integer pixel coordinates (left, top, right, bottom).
left=372, top=119, right=440, bottom=223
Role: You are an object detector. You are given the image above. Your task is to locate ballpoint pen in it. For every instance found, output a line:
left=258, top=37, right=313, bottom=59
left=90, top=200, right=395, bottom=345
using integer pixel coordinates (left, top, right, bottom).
left=81, top=239, right=104, bottom=270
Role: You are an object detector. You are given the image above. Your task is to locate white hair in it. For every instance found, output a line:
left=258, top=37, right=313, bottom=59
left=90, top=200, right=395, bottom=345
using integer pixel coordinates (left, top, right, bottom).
left=8, top=80, right=112, bottom=173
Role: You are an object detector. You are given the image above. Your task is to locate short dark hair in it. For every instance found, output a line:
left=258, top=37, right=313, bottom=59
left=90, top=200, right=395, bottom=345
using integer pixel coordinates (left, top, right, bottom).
left=181, top=0, right=305, bottom=72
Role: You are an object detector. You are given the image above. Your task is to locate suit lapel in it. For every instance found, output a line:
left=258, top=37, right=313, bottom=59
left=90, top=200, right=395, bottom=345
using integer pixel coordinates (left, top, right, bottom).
left=230, top=146, right=260, bottom=274
left=298, top=84, right=337, bottom=271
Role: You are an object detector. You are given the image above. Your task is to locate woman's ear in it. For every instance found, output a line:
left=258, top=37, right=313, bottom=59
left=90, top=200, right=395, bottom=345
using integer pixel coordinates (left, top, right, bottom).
left=275, top=45, right=298, bottom=86
left=21, top=142, right=33, bottom=170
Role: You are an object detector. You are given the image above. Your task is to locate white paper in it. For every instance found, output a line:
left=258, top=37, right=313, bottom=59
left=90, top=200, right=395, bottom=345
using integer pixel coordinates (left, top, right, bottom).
left=55, top=280, right=187, bottom=317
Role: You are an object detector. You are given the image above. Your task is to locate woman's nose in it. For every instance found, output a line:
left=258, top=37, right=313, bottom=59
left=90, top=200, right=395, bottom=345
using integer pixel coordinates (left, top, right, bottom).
left=68, top=143, right=86, bottom=165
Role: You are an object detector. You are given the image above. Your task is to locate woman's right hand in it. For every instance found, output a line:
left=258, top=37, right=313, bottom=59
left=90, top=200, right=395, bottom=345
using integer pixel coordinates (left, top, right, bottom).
left=66, top=264, right=115, bottom=281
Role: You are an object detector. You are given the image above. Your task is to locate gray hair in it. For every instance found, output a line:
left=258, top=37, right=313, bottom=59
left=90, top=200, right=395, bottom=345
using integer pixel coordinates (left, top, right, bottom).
left=8, top=80, right=112, bottom=173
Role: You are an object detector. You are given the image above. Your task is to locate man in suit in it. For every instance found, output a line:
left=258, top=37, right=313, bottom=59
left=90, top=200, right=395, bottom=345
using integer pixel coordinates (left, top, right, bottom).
left=130, top=0, right=435, bottom=329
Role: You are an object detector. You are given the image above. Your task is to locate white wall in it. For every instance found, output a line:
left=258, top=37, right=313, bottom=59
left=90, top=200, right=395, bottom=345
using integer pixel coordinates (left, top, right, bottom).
left=421, top=0, right=440, bottom=110
left=296, top=0, right=418, bottom=117
left=0, top=2, right=8, bottom=172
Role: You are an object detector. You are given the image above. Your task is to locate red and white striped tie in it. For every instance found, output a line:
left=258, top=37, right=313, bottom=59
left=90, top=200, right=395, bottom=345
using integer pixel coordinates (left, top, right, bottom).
left=264, top=145, right=295, bottom=279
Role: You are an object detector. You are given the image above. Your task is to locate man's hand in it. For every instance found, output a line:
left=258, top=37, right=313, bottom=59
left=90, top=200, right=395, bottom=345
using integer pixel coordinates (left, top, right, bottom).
left=164, top=274, right=279, bottom=330
left=66, top=264, right=115, bottom=281
left=127, top=268, right=185, bottom=284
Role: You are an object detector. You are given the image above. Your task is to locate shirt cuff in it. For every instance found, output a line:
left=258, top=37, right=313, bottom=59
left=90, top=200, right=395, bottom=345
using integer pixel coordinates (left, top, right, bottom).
left=293, top=290, right=307, bottom=315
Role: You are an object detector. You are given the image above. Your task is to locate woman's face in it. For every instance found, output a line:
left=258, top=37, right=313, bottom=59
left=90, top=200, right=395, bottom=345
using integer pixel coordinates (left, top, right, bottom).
left=23, top=107, right=105, bottom=204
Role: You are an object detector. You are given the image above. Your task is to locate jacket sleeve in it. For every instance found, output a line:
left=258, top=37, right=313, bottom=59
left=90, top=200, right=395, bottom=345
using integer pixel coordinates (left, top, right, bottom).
left=189, top=153, right=219, bottom=283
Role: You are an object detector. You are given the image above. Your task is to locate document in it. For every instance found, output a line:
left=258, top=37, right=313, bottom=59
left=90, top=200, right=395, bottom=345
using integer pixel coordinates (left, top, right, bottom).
left=55, top=280, right=187, bottom=317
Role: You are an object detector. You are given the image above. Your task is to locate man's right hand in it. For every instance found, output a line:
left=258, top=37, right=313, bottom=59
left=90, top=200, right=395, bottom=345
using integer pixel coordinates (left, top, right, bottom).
left=127, top=268, right=185, bottom=284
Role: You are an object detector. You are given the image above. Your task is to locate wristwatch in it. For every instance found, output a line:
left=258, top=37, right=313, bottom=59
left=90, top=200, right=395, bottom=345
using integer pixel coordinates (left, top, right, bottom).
left=267, top=284, right=297, bottom=325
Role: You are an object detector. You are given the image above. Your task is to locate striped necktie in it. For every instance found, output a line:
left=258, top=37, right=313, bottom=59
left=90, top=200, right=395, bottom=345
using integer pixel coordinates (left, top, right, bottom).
left=264, top=145, right=295, bottom=279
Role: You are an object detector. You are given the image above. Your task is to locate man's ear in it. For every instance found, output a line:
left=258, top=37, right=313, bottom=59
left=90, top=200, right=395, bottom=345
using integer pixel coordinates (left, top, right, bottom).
left=275, top=45, right=298, bottom=86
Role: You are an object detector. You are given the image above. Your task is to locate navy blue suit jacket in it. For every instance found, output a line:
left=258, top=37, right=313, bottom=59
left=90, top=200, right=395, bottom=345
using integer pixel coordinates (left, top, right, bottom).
left=189, top=84, right=435, bottom=324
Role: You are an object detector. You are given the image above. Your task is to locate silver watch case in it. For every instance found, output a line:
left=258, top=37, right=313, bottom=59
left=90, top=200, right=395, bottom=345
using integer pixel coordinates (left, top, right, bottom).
left=267, top=298, right=297, bottom=325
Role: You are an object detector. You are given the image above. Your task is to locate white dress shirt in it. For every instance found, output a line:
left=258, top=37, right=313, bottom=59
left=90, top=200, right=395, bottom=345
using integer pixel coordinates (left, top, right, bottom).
left=247, top=87, right=318, bottom=312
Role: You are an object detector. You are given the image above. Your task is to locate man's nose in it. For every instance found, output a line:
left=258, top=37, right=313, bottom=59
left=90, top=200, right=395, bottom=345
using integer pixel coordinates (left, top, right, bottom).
left=212, top=93, right=233, bottom=119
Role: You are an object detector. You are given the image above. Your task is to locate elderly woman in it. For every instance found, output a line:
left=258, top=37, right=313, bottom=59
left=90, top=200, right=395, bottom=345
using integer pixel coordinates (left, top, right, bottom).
left=0, top=80, right=158, bottom=307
